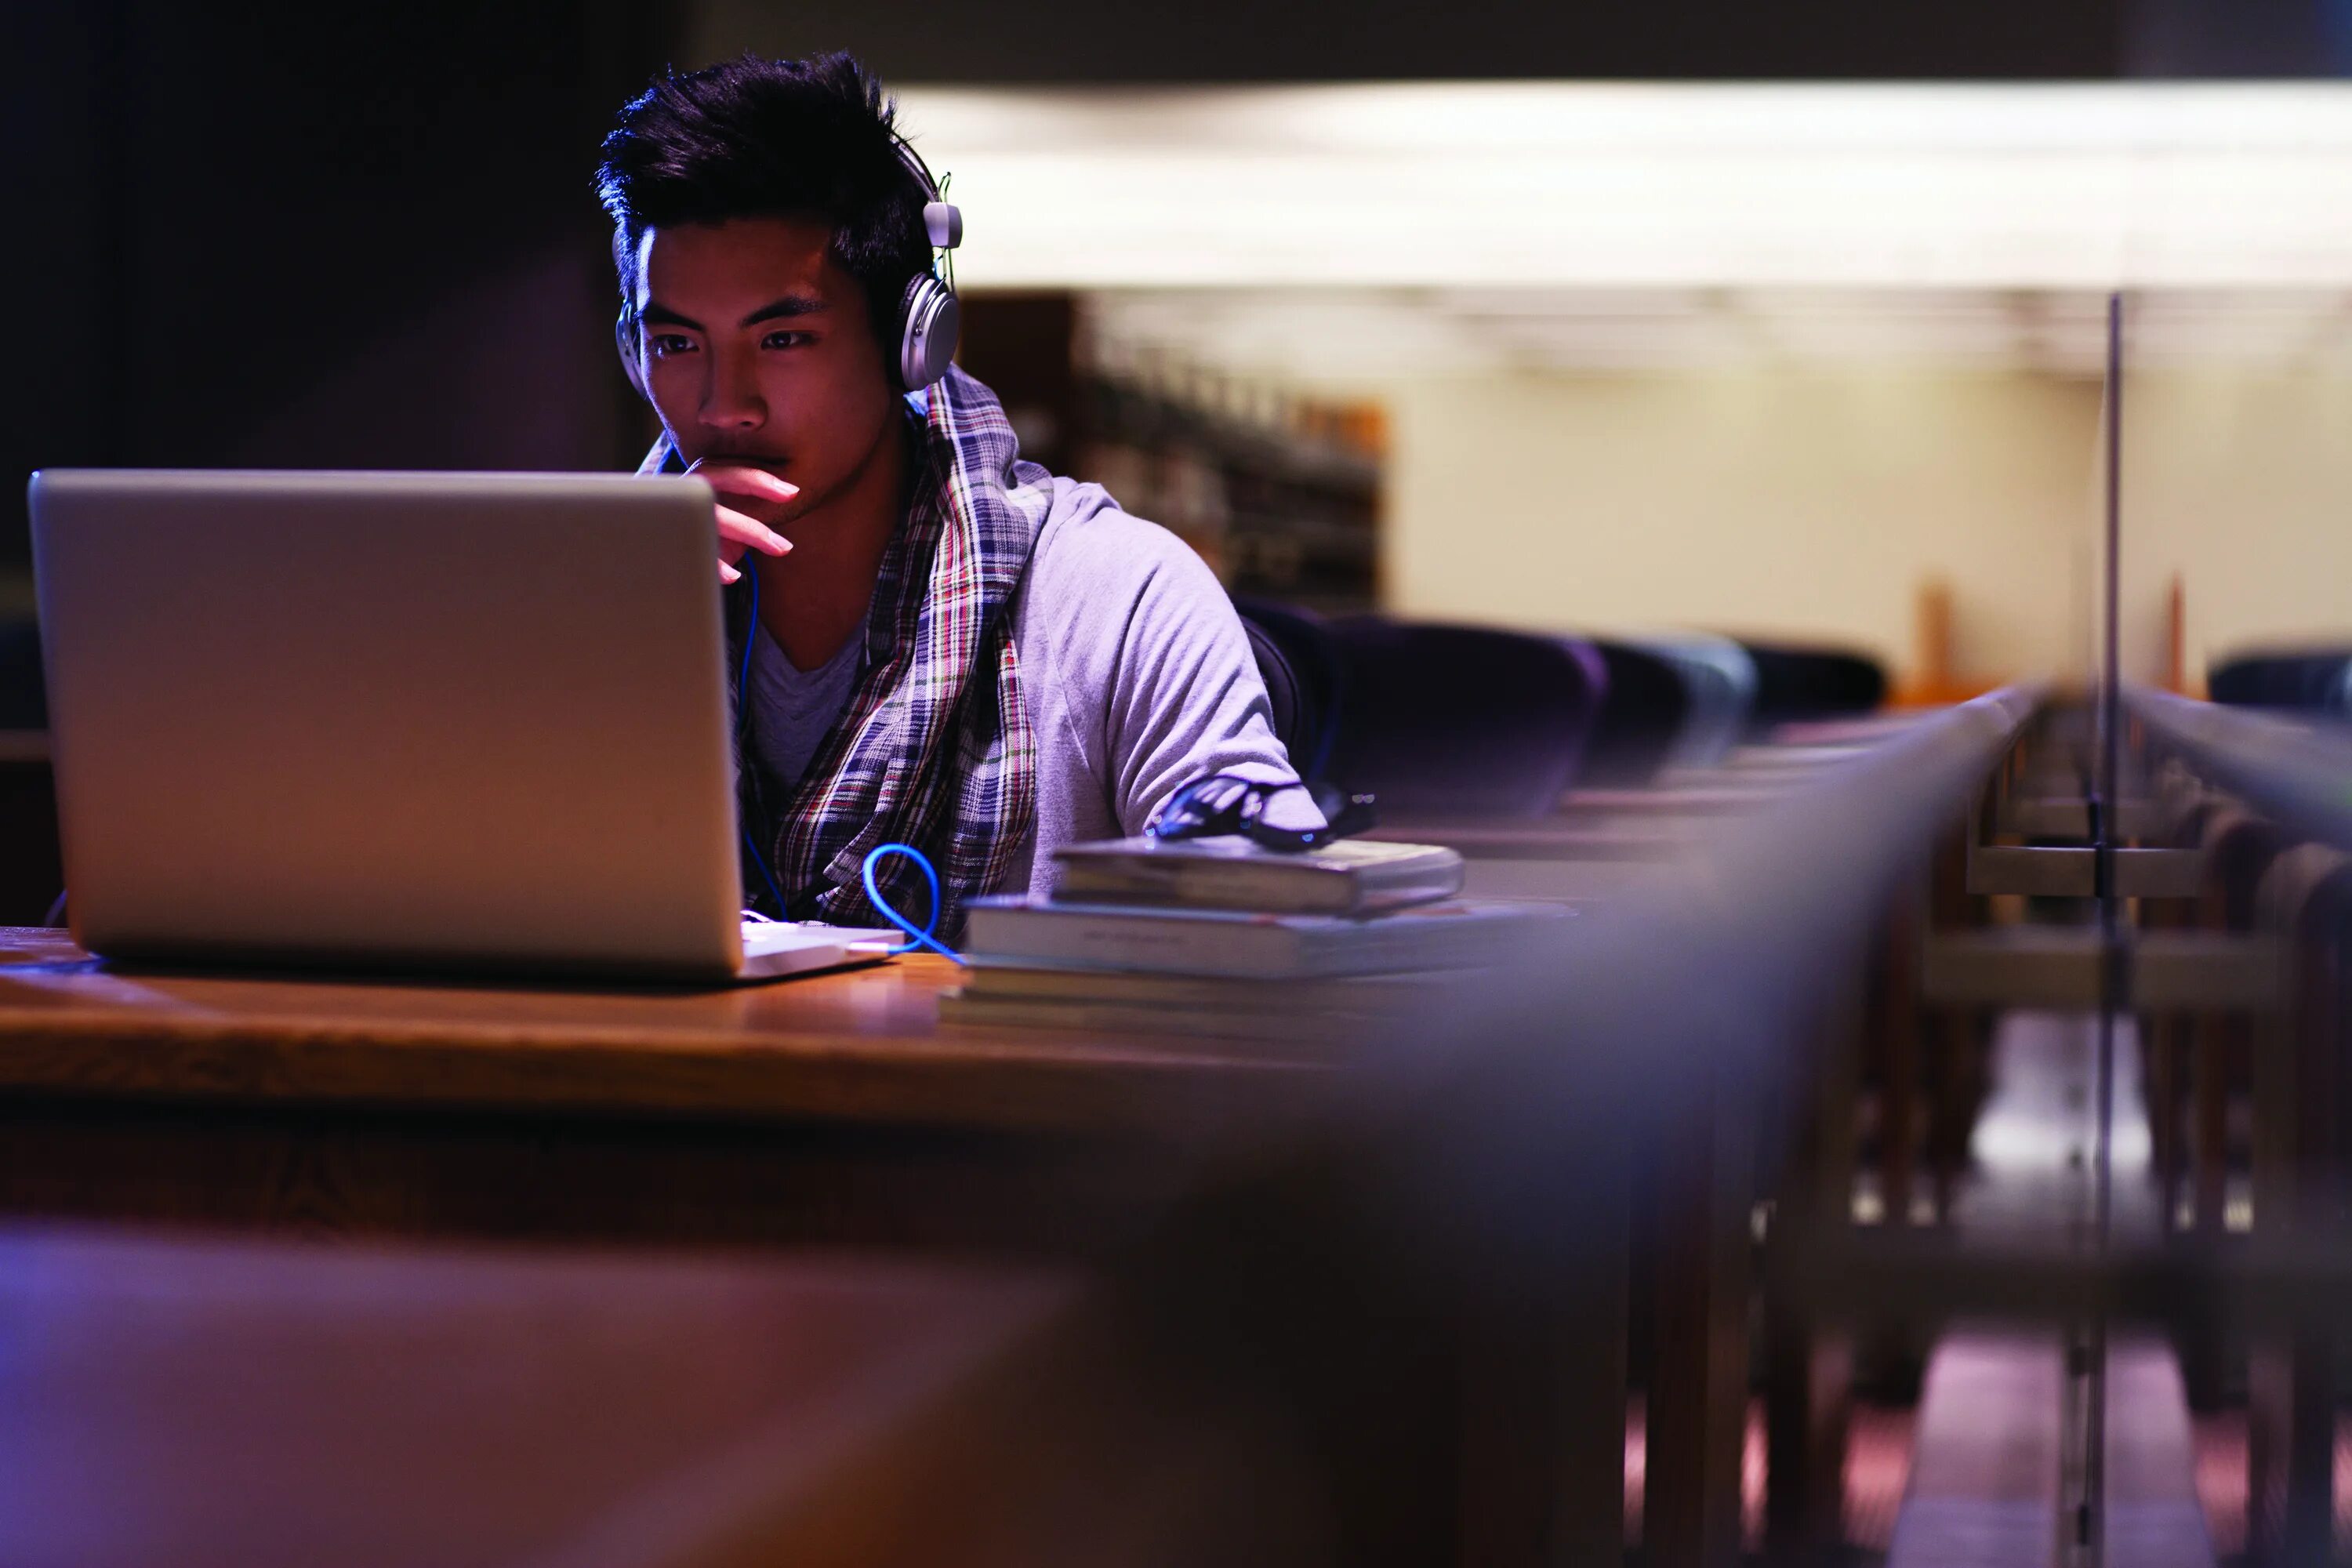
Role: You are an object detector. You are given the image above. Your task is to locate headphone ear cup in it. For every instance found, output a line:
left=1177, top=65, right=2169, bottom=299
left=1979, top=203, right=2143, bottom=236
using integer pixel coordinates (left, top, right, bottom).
left=898, top=275, right=960, bottom=390
left=615, top=310, right=649, bottom=401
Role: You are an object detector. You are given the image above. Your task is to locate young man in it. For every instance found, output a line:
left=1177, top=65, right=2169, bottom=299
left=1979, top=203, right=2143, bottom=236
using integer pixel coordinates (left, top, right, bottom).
left=596, top=52, right=1308, bottom=938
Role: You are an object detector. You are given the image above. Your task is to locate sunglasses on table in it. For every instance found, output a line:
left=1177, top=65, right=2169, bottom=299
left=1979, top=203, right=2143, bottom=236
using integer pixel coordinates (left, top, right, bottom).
left=1145, top=774, right=1378, bottom=853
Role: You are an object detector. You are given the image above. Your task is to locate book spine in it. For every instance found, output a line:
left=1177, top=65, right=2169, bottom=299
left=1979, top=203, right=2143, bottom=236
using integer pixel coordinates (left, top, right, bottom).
left=1052, top=866, right=1356, bottom=915
left=964, top=909, right=1303, bottom=977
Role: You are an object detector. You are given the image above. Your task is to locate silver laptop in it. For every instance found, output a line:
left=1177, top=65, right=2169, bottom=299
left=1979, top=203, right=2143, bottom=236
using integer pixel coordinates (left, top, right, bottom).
left=27, top=469, right=889, bottom=982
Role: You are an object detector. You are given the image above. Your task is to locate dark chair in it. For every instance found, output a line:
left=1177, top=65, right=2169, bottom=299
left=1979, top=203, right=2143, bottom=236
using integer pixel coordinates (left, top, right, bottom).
left=1325, top=618, right=1608, bottom=819
left=1235, top=598, right=1344, bottom=785
left=1630, top=633, right=1756, bottom=768
left=1580, top=641, right=1691, bottom=787
left=2209, top=648, right=2352, bottom=717
left=1737, top=641, right=1888, bottom=730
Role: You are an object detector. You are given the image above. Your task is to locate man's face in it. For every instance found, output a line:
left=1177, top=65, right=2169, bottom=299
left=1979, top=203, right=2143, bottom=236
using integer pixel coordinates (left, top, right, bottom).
left=628, top=215, right=900, bottom=524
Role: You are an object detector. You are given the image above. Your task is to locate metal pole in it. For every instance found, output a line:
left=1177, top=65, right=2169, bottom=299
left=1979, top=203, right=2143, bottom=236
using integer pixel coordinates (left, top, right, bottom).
left=2076, top=288, right=2129, bottom=1568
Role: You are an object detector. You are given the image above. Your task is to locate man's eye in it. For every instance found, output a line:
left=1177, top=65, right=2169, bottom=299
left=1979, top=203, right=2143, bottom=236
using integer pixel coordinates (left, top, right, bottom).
left=761, top=330, right=813, bottom=350
left=648, top=335, right=695, bottom=358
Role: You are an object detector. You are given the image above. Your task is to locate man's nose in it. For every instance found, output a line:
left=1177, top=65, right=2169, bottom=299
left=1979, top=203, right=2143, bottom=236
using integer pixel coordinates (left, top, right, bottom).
left=699, top=350, right=766, bottom=430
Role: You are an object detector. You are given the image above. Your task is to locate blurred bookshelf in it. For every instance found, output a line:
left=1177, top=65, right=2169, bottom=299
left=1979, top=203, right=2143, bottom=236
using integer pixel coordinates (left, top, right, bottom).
left=958, top=292, right=1385, bottom=614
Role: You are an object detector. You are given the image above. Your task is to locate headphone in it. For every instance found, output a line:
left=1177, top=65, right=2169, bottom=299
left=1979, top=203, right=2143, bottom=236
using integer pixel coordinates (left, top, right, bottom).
left=615, top=132, right=964, bottom=403
left=891, top=135, right=964, bottom=391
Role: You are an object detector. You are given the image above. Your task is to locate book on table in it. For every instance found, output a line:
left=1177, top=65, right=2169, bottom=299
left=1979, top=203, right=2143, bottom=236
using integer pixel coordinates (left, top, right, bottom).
left=1050, top=833, right=1464, bottom=915
left=960, top=897, right=1567, bottom=981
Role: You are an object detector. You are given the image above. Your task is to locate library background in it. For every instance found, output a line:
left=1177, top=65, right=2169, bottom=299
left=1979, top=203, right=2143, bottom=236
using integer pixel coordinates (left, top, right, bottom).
left=13, top=2, right=2352, bottom=1564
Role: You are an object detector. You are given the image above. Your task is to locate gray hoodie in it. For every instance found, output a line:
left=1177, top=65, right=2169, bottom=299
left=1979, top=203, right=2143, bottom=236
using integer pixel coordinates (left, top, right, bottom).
left=991, top=473, right=1307, bottom=897
left=674, top=423, right=1312, bottom=908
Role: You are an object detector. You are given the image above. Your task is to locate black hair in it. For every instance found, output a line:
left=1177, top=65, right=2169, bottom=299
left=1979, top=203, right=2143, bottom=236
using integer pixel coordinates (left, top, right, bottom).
left=595, top=52, right=934, bottom=358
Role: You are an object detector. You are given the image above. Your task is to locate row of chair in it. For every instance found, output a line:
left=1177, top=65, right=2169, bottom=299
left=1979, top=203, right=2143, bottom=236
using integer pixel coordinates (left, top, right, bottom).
left=2209, top=645, right=2352, bottom=717
left=1891, top=697, right=2352, bottom=1564
left=2, top=604, right=1888, bottom=803
left=1237, top=599, right=1889, bottom=818
left=2129, top=716, right=2352, bottom=1565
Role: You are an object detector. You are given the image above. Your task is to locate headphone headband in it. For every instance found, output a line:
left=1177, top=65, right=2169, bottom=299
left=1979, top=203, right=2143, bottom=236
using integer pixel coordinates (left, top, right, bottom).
left=890, top=134, right=964, bottom=254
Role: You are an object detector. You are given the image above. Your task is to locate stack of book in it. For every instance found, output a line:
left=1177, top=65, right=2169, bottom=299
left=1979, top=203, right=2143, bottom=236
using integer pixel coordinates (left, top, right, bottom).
left=942, top=833, right=1566, bottom=1044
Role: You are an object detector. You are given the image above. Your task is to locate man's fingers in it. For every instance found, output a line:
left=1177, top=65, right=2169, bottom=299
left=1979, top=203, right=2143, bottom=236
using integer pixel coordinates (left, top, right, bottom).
left=691, top=460, right=800, bottom=506
left=715, top=505, right=790, bottom=558
left=688, top=460, right=793, bottom=577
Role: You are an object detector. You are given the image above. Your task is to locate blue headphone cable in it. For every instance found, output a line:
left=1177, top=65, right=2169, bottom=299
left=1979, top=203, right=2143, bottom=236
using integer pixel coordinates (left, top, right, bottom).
left=735, top=572, right=791, bottom=916
left=861, top=843, right=960, bottom=961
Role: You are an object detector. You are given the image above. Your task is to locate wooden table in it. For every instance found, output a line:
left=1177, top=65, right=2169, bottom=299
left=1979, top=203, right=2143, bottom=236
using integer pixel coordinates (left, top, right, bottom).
left=0, top=927, right=1335, bottom=1254
left=0, top=927, right=1635, bottom=1566
left=0, top=929, right=1632, bottom=1566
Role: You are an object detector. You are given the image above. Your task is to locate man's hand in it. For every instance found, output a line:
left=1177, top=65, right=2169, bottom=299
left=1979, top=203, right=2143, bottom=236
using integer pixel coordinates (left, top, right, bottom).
left=686, top=459, right=796, bottom=583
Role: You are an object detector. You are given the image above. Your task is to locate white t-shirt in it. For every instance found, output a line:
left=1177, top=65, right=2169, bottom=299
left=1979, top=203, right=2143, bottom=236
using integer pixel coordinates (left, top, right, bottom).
left=743, top=624, right=862, bottom=797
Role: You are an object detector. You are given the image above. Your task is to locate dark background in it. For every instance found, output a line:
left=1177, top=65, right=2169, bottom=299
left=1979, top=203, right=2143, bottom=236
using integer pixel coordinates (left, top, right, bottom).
left=5, top=1, right=681, bottom=576
left=6, top=0, right=2349, bottom=575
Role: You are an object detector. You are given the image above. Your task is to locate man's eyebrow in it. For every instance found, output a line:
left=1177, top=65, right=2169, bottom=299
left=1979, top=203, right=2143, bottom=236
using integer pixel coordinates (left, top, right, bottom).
left=742, top=294, right=829, bottom=327
left=635, top=296, right=829, bottom=331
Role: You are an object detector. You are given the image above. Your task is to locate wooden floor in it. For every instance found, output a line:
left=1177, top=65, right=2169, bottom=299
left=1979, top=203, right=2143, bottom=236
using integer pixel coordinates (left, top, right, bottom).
left=1886, top=1006, right=2216, bottom=1568
left=1623, top=1398, right=1918, bottom=1558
